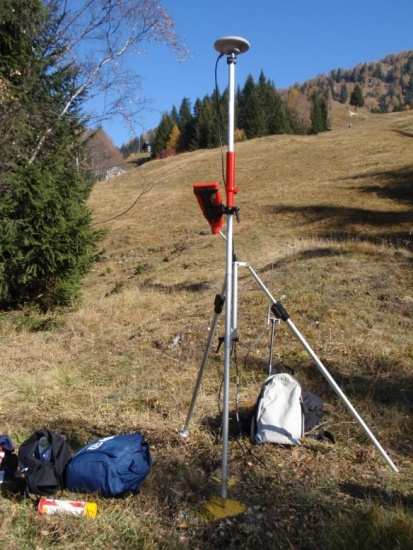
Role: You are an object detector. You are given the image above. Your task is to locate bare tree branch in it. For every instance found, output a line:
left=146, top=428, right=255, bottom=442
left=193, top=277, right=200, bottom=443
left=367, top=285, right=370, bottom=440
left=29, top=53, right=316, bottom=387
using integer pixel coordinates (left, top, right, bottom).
left=29, top=0, right=188, bottom=164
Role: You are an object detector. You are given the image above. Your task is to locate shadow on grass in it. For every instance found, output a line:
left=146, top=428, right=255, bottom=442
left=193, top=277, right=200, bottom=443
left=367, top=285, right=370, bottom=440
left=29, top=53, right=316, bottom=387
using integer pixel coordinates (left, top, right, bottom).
left=339, top=482, right=413, bottom=510
left=266, top=164, right=413, bottom=252
left=392, top=128, right=413, bottom=139
left=269, top=204, right=412, bottom=227
left=150, top=449, right=413, bottom=550
left=189, top=477, right=340, bottom=550
left=318, top=229, right=413, bottom=251
left=346, top=166, right=413, bottom=207
left=260, top=247, right=350, bottom=273
left=128, top=156, right=151, bottom=167
left=267, top=204, right=413, bottom=251
left=305, top=358, right=413, bottom=457
left=47, top=418, right=111, bottom=450
left=315, top=359, right=413, bottom=413
left=200, top=405, right=254, bottom=441
left=142, top=280, right=211, bottom=293
left=138, top=432, right=344, bottom=549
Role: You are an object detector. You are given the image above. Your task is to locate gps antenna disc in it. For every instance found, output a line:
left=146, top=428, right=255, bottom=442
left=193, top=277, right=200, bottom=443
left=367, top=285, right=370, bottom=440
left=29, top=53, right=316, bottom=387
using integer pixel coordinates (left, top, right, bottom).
left=214, top=36, right=251, bottom=55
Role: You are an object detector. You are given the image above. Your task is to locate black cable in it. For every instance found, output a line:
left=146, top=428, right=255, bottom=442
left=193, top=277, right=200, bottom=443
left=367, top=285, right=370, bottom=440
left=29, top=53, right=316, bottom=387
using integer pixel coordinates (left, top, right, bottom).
left=92, top=184, right=154, bottom=226
left=214, top=53, right=226, bottom=186
left=93, top=54, right=224, bottom=227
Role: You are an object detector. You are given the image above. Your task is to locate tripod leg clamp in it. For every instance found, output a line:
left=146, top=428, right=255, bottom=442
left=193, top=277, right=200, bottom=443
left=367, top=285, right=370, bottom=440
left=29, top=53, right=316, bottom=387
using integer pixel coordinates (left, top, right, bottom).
left=216, top=336, right=225, bottom=353
left=271, top=302, right=289, bottom=322
left=214, top=294, right=225, bottom=314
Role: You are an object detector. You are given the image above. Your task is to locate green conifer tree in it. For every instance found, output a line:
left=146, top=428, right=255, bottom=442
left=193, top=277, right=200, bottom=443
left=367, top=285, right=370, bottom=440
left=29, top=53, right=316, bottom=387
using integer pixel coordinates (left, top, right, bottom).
left=378, top=94, right=388, bottom=113
left=170, top=105, right=179, bottom=125
left=350, top=84, right=365, bottom=107
left=339, top=83, right=349, bottom=104
left=310, top=93, right=325, bottom=134
left=188, top=99, right=202, bottom=151
left=406, top=76, right=413, bottom=107
left=152, top=113, right=173, bottom=156
left=0, top=0, right=98, bottom=309
left=256, top=71, right=271, bottom=135
left=239, top=75, right=265, bottom=138
left=320, top=96, right=330, bottom=131
left=177, top=97, right=193, bottom=151
left=197, top=96, right=219, bottom=148
left=373, top=64, right=383, bottom=79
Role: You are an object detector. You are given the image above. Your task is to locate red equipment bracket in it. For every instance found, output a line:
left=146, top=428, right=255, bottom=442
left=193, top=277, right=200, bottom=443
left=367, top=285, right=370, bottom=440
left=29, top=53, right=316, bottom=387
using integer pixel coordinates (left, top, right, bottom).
left=193, top=182, right=224, bottom=234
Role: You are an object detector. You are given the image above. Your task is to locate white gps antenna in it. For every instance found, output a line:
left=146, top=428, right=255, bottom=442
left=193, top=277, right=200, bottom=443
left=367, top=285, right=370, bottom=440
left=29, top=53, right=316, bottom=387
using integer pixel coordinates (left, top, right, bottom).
left=214, top=35, right=251, bottom=56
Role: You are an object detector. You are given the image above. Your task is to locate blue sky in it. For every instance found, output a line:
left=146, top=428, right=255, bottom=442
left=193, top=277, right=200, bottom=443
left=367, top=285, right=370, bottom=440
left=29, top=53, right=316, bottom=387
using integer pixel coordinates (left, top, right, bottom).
left=95, top=0, right=413, bottom=146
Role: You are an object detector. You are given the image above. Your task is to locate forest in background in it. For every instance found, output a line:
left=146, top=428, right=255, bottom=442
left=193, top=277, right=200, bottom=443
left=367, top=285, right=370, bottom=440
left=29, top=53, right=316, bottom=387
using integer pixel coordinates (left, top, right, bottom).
left=120, top=49, right=413, bottom=160
left=123, top=71, right=330, bottom=159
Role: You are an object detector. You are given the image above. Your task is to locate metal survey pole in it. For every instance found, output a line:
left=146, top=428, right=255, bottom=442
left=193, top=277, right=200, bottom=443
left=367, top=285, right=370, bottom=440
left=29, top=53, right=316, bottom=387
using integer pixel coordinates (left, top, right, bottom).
left=213, top=36, right=250, bottom=499
left=221, top=52, right=236, bottom=500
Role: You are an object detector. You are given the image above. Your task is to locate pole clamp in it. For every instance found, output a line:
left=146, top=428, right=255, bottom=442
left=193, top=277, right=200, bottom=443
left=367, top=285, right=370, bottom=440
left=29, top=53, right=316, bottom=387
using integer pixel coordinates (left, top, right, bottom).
left=227, top=52, right=237, bottom=65
left=271, top=302, right=290, bottom=322
left=214, top=294, right=225, bottom=314
left=223, top=206, right=240, bottom=223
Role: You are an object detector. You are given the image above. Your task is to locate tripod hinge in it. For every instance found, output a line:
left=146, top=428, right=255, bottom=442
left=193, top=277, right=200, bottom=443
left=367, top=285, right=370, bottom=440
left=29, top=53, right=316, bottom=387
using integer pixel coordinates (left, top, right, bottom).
left=216, top=336, right=225, bottom=353
left=216, top=335, right=239, bottom=354
left=271, top=302, right=289, bottom=322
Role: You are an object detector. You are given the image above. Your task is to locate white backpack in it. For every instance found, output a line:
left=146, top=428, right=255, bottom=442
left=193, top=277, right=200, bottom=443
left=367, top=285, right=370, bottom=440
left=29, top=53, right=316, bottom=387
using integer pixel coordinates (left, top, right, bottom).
left=252, top=373, right=304, bottom=445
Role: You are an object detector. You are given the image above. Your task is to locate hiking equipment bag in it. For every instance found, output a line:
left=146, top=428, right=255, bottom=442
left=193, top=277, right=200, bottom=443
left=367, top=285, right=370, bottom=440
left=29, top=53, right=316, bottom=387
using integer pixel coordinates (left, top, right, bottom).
left=251, top=373, right=304, bottom=445
left=302, top=391, right=324, bottom=433
left=0, top=435, right=18, bottom=491
left=18, top=429, right=72, bottom=495
left=65, top=433, right=152, bottom=497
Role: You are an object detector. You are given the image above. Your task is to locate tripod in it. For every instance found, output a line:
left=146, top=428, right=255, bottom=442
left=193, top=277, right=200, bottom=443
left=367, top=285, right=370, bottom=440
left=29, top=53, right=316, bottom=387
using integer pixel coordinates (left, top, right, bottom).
left=180, top=36, right=398, bottom=505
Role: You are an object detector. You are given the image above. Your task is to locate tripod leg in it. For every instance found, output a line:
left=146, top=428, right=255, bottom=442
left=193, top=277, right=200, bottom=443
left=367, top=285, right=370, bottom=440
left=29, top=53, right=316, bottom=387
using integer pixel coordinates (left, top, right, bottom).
left=268, top=319, right=276, bottom=375
left=246, top=264, right=399, bottom=473
left=179, top=288, right=225, bottom=438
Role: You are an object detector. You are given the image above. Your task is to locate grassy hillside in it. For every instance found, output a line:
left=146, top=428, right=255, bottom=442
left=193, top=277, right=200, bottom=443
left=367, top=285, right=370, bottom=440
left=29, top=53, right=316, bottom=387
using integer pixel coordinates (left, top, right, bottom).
left=1, top=111, right=413, bottom=548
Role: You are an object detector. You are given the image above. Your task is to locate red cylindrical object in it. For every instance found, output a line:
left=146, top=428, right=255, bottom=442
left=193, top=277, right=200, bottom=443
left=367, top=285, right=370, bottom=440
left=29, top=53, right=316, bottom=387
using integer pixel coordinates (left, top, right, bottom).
left=38, top=497, right=97, bottom=518
left=225, top=151, right=237, bottom=208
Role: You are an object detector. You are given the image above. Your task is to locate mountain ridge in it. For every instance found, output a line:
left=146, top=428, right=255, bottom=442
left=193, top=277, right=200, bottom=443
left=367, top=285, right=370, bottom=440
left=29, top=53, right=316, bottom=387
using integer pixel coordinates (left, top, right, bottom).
left=297, top=48, right=413, bottom=112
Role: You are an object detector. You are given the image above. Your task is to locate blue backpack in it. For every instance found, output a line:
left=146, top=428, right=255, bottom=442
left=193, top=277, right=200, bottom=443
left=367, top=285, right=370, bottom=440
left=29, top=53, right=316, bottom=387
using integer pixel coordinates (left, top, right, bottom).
left=65, top=434, right=151, bottom=497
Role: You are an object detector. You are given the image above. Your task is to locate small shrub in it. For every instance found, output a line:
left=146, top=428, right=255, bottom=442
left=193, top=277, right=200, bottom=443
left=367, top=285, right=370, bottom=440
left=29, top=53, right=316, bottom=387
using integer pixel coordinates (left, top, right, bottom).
left=134, top=262, right=150, bottom=276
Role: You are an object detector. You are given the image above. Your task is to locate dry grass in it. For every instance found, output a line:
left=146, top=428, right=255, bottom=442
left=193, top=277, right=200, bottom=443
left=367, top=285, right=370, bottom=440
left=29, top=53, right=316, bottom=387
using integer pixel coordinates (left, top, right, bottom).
left=1, top=111, right=413, bottom=548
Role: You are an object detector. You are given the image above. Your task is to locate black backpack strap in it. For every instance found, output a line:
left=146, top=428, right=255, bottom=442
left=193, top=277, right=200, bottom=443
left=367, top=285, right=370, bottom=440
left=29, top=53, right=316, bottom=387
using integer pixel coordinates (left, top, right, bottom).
left=18, top=431, right=39, bottom=494
left=48, top=430, right=72, bottom=488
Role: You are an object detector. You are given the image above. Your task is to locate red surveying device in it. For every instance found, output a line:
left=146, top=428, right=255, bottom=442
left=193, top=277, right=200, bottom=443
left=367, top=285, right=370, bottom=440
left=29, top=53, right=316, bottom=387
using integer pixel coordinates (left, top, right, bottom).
left=193, top=182, right=224, bottom=235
